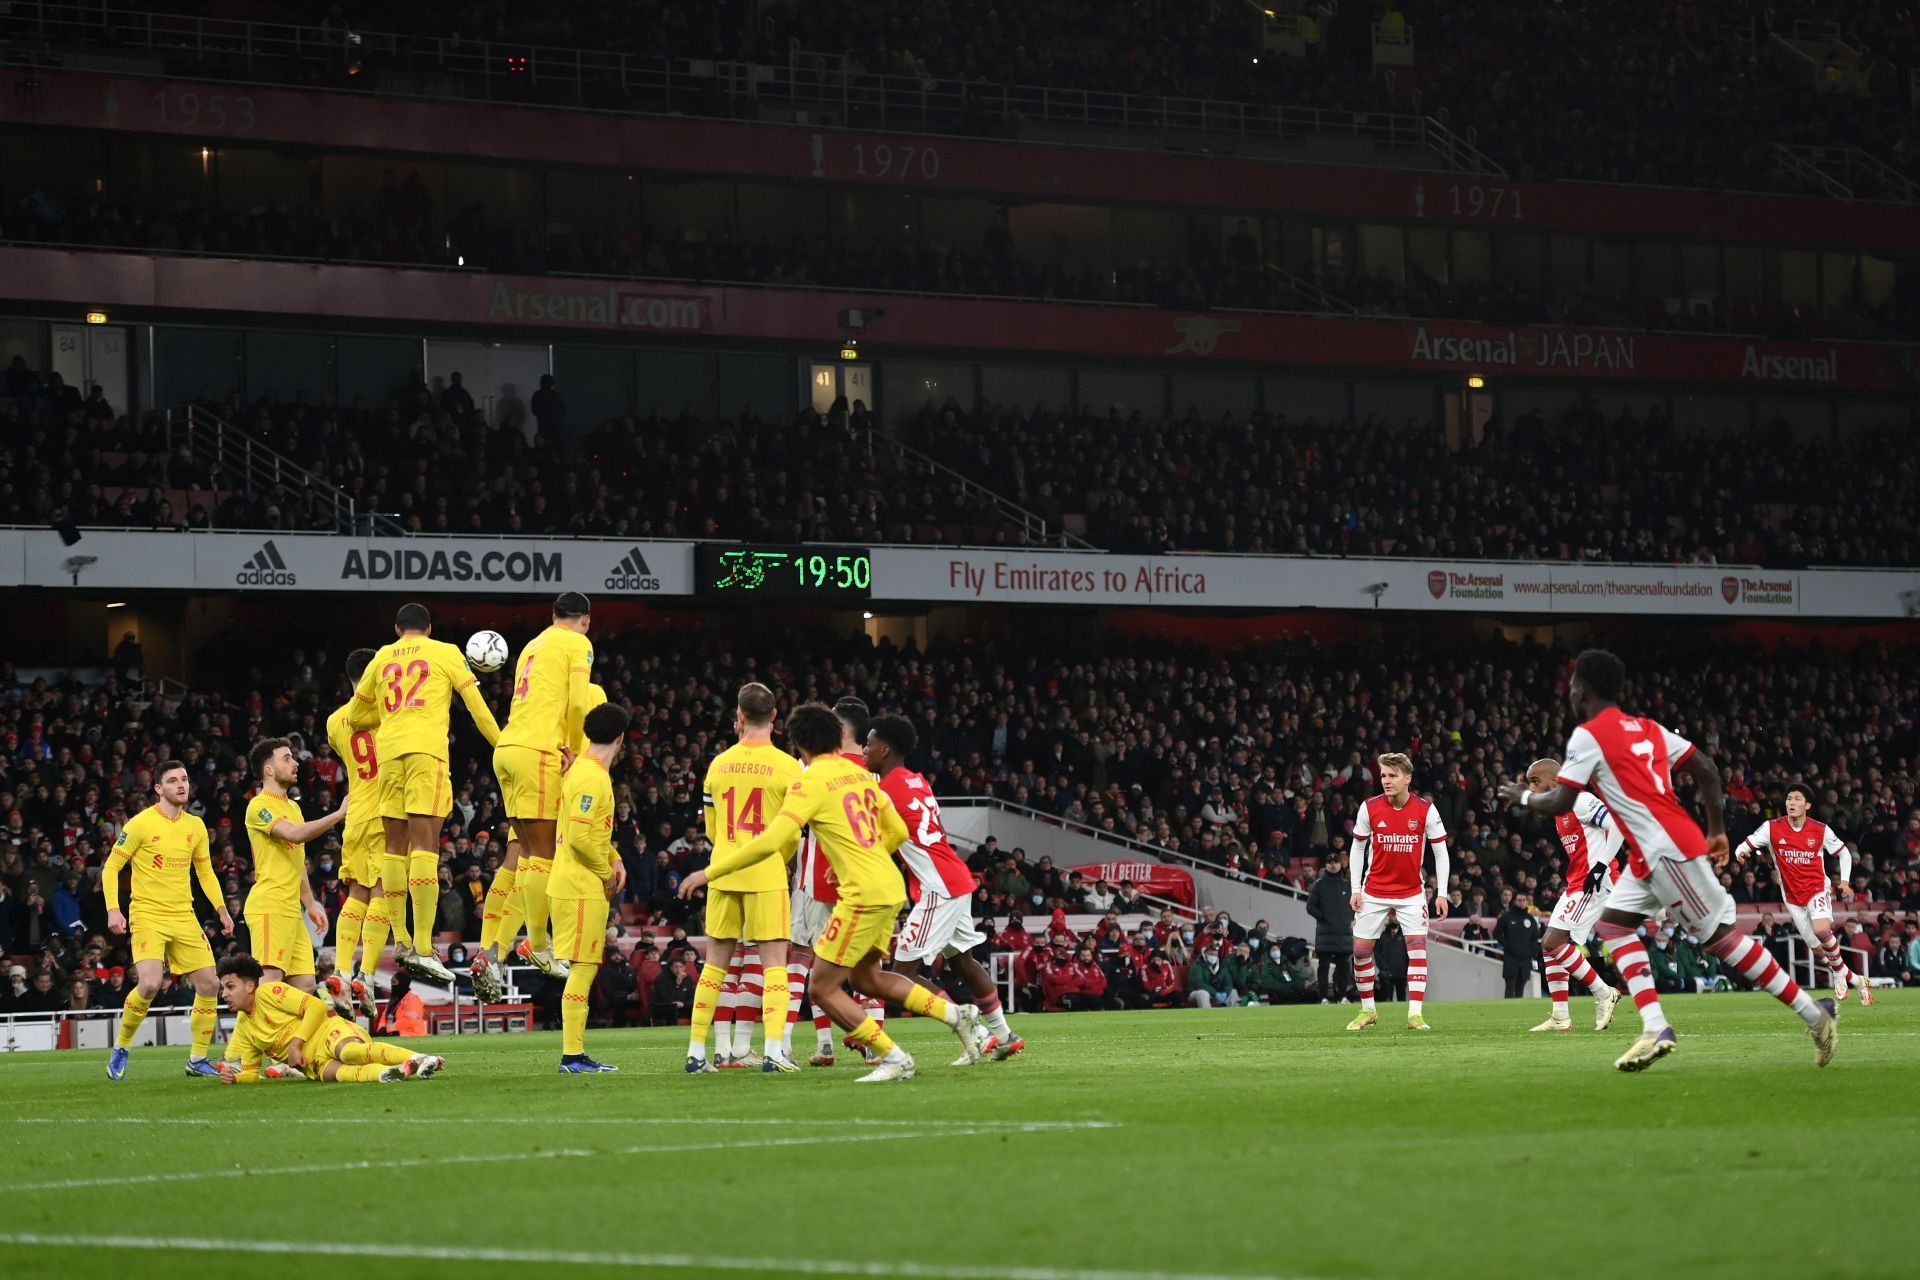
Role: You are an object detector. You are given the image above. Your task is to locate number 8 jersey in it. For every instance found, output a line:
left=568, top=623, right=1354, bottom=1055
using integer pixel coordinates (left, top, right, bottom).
left=1555, top=707, right=1706, bottom=874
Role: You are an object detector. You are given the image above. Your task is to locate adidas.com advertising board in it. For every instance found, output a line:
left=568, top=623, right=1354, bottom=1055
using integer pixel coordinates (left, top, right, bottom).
left=6, top=531, right=695, bottom=596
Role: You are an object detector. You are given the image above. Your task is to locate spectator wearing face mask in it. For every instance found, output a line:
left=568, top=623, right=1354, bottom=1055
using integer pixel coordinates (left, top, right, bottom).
left=1248, top=939, right=1312, bottom=1005
left=1140, top=950, right=1181, bottom=1007
left=1187, top=942, right=1237, bottom=1008
left=1307, top=852, right=1355, bottom=1003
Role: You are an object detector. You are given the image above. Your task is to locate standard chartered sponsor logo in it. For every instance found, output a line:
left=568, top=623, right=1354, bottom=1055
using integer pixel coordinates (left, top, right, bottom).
left=339, top=547, right=561, bottom=584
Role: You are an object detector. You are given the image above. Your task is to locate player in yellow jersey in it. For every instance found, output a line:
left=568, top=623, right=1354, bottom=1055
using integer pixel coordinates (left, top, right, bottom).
left=322, top=647, right=383, bottom=1020
left=550, top=701, right=631, bottom=1073
left=483, top=591, right=598, bottom=997
left=683, top=683, right=803, bottom=1074
left=351, top=602, right=502, bottom=984
left=213, top=954, right=442, bottom=1084
left=101, top=759, right=234, bottom=1081
left=681, top=703, right=988, bottom=1082
left=244, top=737, right=346, bottom=1000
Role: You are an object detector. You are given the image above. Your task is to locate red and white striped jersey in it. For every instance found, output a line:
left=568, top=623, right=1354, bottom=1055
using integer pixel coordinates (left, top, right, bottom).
left=1556, top=708, right=1703, bottom=874
left=875, top=766, right=975, bottom=900
left=1555, top=791, right=1625, bottom=890
left=793, top=750, right=867, bottom=904
left=1350, top=793, right=1448, bottom=898
left=1736, top=817, right=1846, bottom=906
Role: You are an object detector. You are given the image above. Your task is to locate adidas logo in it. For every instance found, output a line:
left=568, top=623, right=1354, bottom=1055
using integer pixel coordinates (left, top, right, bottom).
left=604, top=546, right=660, bottom=591
left=235, top=539, right=297, bottom=587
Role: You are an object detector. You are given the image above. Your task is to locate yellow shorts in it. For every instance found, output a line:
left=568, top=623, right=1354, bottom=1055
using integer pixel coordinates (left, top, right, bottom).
left=704, top=888, right=790, bottom=943
left=130, top=911, right=216, bottom=975
left=340, top=819, right=384, bottom=887
left=550, top=893, right=610, bottom=967
left=494, top=744, right=562, bottom=823
left=313, top=1015, right=368, bottom=1068
left=813, top=899, right=901, bottom=968
left=380, top=752, right=451, bottom=820
left=250, top=907, right=316, bottom=978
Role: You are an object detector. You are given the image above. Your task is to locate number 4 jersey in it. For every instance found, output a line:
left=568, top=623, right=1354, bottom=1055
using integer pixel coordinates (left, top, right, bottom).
left=1555, top=706, right=1706, bottom=873
left=875, top=766, right=975, bottom=901
left=702, top=740, right=803, bottom=894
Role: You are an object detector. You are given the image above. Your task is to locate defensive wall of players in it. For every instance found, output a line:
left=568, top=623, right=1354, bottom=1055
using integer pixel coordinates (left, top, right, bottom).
left=8, top=528, right=1920, bottom=618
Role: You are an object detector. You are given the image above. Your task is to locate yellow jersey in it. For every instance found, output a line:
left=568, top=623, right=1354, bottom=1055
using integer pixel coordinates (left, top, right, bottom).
left=702, top=741, right=802, bottom=893
left=550, top=754, right=617, bottom=898
left=709, top=753, right=907, bottom=908
left=228, top=980, right=329, bottom=1080
left=496, top=625, right=595, bottom=754
left=569, top=682, right=608, bottom=758
left=324, top=699, right=382, bottom=833
left=103, top=803, right=220, bottom=917
left=244, top=791, right=307, bottom=915
left=351, top=634, right=502, bottom=761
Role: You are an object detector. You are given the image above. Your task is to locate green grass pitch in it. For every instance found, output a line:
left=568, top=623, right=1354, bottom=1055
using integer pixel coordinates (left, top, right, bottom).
left=3, top=993, right=1917, bottom=1280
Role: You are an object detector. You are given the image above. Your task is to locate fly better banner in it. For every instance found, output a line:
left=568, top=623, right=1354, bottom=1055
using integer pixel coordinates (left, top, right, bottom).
left=1, top=530, right=697, bottom=596
left=866, top=547, right=1920, bottom=619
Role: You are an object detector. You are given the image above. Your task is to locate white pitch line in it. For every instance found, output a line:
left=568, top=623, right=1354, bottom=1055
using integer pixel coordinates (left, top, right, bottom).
left=0, top=1116, right=1119, bottom=1130
left=0, top=1126, right=986, bottom=1193
left=0, top=1231, right=1305, bottom=1280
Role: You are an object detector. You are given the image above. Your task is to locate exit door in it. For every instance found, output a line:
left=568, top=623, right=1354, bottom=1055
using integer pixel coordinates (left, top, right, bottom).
left=424, top=341, right=553, bottom=440
left=809, top=362, right=873, bottom=414
left=50, top=323, right=131, bottom=415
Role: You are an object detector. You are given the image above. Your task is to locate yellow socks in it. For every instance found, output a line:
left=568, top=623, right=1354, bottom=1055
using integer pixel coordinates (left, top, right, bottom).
left=496, top=878, right=527, bottom=955
left=900, top=984, right=954, bottom=1025
left=359, top=895, right=391, bottom=978
left=116, top=988, right=152, bottom=1050
left=689, top=962, right=726, bottom=1055
left=335, top=897, right=367, bottom=977
left=761, top=965, right=789, bottom=1054
left=846, top=1016, right=897, bottom=1058
left=479, top=866, right=517, bottom=954
left=326, top=1063, right=390, bottom=1083
left=520, top=856, right=553, bottom=951
left=337, top=1040, right=413, bottom=1067
left=381, top=853, right=412, bottom=951
left=561, top=963, right=595, bottom=1056
left=407, top=850, right=439, bottom=953
left=189, top=994, right=217, bottom=1059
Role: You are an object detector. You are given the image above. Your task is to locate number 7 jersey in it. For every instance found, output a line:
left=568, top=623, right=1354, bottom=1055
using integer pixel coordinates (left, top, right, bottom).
left=1556, top=706, right=1706, bottom=873
left=701, top=740, right=803, bottom=893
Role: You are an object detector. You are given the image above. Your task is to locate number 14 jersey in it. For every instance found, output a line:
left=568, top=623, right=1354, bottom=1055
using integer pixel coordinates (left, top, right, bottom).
left=702, top=740, right=803, bottom=893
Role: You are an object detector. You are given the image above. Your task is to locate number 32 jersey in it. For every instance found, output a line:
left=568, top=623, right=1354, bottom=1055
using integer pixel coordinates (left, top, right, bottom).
left=1555, top=707, right=1705, bottom=873
left=352, top=635, right=501, bottom=760
left=701, top=740, right=803, bottom=894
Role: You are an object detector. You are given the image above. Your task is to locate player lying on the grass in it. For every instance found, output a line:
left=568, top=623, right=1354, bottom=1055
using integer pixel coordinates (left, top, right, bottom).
left=1500, top=649, right=1837, bottom=1072
left=551, top=700, right=633, bottom=1074
left=865, top=714, right=1021, bottom=1064
left=101, top=759, right=235, bottom=1080
left=1733, top=784, right=1872, bottom=1005
left=1522, top=758, right=1623, bottom=1032
left=685, top=682, right=803, bottom=1073
left=1346, top=752, right=1448, bottom=1032
left=214, top=953, right=443, bottom=1083
left=679, top=702, right=988, bottom=1082
left=244, top=737, right=348, bottom=1008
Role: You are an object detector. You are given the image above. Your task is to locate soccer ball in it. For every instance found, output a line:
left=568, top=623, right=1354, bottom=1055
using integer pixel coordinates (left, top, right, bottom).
left=465, top=630, right=509, bottom=673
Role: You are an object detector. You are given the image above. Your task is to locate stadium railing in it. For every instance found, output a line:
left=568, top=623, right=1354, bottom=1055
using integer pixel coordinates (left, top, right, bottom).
left=864, top=429, right=1096, bottom=551
left=165, top=403, right=405, bottom=536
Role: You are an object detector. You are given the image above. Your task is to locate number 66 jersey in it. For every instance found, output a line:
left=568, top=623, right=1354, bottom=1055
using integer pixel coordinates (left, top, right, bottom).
left=1554, top=707, right=1707, bottom=875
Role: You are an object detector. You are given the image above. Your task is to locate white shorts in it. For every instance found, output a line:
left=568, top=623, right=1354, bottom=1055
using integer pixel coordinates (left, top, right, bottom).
left=1606, top=855, right=1736, bottom=938
left=894, top=889, right=987, bottom=963
left=1785, top=890, right=1834, bottom=945
left=1353, top=894, right=1426, bottom=941
left=791, top=888, right=834, bottom=950
left=1547, top=880, right=1612, bottom=943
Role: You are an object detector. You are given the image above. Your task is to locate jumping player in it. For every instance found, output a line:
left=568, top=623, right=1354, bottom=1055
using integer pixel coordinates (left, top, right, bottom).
left=1500, top=649, right=1836, bottom=1072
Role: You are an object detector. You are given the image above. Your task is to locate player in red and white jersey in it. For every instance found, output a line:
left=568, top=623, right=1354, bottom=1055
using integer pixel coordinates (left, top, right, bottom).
left=786, top=697, right=882, bottom=1066
left=1734, top=784, right=1869, bottom=1004
left=1521, top=758, right=1623, bottom=1033
left=1345, top=752, right=1449, bottom=1032
left=866, top=714, right=1022, bottom=1065
left=1500, top=649, right=1836, bottom=1072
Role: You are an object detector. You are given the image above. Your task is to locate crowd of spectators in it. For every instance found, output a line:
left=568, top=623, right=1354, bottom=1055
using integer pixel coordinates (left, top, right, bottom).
left=4, top=622, right=1918, bottom=1019
left=9, top=358, right=1919, bottom=567
left=27, top=2, right=1916, bottom=191
left=908, top=399, right=1920, bottom=567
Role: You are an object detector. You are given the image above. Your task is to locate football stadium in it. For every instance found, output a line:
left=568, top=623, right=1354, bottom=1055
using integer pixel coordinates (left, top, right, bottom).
left=2, top=3, right=1918, bottom=1278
